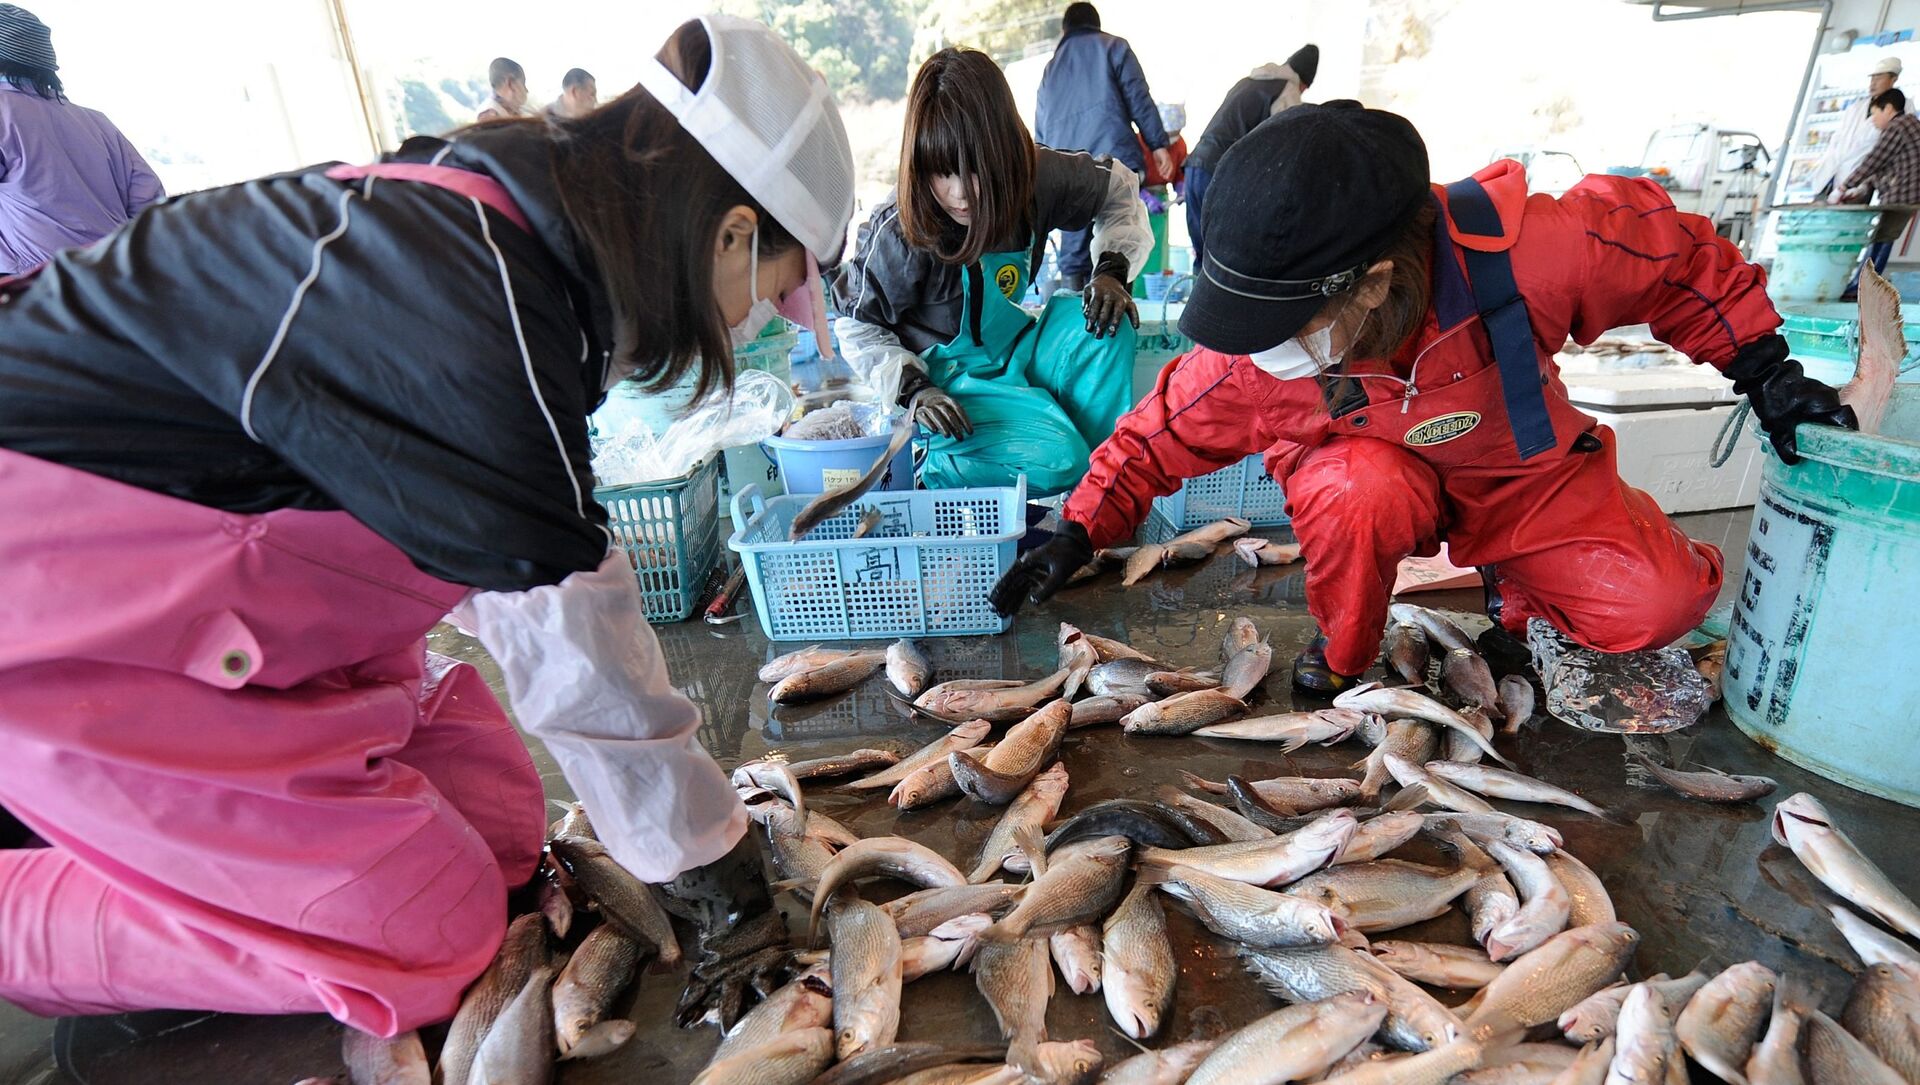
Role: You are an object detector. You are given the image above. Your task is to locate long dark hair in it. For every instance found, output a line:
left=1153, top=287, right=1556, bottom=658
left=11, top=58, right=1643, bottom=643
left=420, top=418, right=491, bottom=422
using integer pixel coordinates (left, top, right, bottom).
left=0, top=60, right=61, bottom=100
left=896, top=48, right=1036, bottom=266
left=546, top=20, right=799, bottom=401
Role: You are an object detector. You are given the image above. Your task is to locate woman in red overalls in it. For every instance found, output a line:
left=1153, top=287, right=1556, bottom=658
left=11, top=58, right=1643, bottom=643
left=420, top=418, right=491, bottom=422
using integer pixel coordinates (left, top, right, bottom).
left=0, top=16, right=852, bottom=1043
left=991, top=103, right=1855, bottom=693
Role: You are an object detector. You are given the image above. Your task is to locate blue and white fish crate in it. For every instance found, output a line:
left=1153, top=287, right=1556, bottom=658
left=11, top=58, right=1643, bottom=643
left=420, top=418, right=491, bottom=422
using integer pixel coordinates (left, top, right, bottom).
left=1146, top=453, right=1290, bottom=542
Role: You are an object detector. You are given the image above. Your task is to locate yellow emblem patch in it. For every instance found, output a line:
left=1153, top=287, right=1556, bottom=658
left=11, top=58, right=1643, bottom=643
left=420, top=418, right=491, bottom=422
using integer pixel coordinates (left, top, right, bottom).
left=1404, top=411, right=1482, bottom=447
left=995, top=264, right=1021, bottom=299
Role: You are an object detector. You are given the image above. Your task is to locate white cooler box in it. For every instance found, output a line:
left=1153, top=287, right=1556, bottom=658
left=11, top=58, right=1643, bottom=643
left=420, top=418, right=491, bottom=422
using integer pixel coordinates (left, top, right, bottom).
left=1562, top=367, right=1764, bottom=514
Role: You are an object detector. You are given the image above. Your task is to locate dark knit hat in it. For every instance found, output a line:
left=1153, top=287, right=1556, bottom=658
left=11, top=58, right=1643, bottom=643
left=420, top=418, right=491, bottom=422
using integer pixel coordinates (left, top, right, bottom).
left=0, top=5, right=56, bottom=72
left=1287, top=43, right=1318, bottom=88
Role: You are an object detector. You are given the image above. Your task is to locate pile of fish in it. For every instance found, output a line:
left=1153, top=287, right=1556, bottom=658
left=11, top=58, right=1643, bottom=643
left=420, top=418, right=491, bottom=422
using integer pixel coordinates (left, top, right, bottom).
left=1056, top=518, right=1306, bottom=590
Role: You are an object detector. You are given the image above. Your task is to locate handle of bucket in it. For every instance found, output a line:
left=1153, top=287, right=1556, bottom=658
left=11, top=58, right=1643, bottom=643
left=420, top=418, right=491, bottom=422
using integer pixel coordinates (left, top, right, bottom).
left=1155, top=275, right=1195, bottom=350
left=731, top=484, right=766, bottom=534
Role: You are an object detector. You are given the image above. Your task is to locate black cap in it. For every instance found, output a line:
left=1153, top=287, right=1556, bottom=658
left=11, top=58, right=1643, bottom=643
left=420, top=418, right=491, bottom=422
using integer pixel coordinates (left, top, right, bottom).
left=1180, top=103, right=1429, bottom=355
left=1287, top=43, right=1318, bottom=87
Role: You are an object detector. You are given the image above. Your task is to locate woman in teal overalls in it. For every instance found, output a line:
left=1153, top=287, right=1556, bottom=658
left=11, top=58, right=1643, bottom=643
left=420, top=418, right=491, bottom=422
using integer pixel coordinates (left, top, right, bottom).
left=832, top=47, right=1154, bottom=496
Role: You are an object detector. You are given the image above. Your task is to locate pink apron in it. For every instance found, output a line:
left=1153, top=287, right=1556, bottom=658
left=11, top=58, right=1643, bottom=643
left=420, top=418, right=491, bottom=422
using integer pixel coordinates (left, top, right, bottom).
left=0, top=163, right=550, bottom=1036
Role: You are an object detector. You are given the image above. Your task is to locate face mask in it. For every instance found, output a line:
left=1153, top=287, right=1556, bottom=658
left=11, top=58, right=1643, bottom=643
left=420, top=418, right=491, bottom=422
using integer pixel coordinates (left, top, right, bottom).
left=1248, top=321, right=1340, bottom=380
left=729, top=225, right=783, bottom=349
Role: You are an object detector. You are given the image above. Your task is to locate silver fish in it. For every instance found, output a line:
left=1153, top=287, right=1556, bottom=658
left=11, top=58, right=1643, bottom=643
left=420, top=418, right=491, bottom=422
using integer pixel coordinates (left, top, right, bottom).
left=472, top=964, right=556, bottom=1085
left=1084, top=632, right=1159, bottom=663
left=1483, top=841, right=1572, bottom=962
left=1842, top=964, right=1920, bottom=1084
left=1443, top=707, right=1497, bottom=765
left=1286, top=858, right=1484, bottom=934
left=552, top=925, right=642, bottom=1057
left=952, top=701, right=1071, bottom=804
left=1238, top=942, right=1463, bottom=1052
left=1604, top=983, right=1679, bottom=1085
left=537, top=877, right=572, bottom=940
left=1058, top=624, right=1099, bottom=701
left=1427, top=762, right=1606, bottom=818
left=985, top=833, right=1131, bottom=940
left=1122, top=689, right=1248, bottom=736
left=1087, top=658, right=1166, bottom=699
left=882, top=882, right=1026, bottom=939
left=769, top=651, right=887, bottom=703
left=1221, top=639, right=1275, bottom=701
left=1465, top=922, right=1640, bottom=1047
left=1773, top=792, right=1920, bottom=939
left=1560, top=982, right=1638, bottom=1045
left=713, top=966, right=833, bottom=1062
left=1362, top=721, right=1439, bottom=803
left=1543, top=850, right=1615, bottom=928
left=1145, top=861, right=1346, bottom=947
left=903, top=914, right=992, bottom=981
left=341, top=1028, right=428, bottom=1085
left=1024, top=1039, right=1104, bottom=1084
left=1467, top=872, right=1522, bottom=952
left=691, top=1026, right=836, bottom=1085
left=1745, top=978, right=1805, bottom=1085
left=1337, top=811, right=1428, bottom=865
left=828, top=898, right=904, bottom=1059
left=1154, top=786, right=1274, bottom=843
left=917, top=669, right=1071, bottom=723
left=891, top=747, right=993, bottom=809
left=1102, top=883, right=1175, bottom=1039
left=1068, top=694, right=1149, bottom=728
left=1336, top=683, right=1511, bottom=766
left=1139, top=810, right=1356, bottom=887
left=1223, top=615, right=1263, bottom=657
left=1048, top=923, right=1102, bottom=994
left=887, top=639, right=933, bottom=697
left=1496, top=676, right=1535, bottom=733
left=1443, top=648, right=1500, bottom=708
left=1804, top=1006, right=1907, bottom=1085
left=762, top=803, right=836, bottom=890
left=849, top=719, right=992, bottom=789
left=850, top=506, right=883, bottom=539
left=1384, top=622, right=1431, bottom=687
left=1183, top=771, right=1363, bottom=814
left=973, top=935, right=1052, bottom=1052
left=1147, top=669, right=1225, bottom=697
left=1386, top=755, right=1495, bottom=815
left=1387, top=603, right=1475, bottom=652
left=1419, top=813, right=1563, bottom=855
left=758, top=645, right=861, bottom=684
left=970, top=762, right=1070, bottom=882
left=547, top=837, right=680, bottom=966
left=807, top=836, right=965, bottom=939
left=1553, top=1038, right=1616, bottom=1085
left=1372, top=941, right=1504, bottom=989
left=1194, top=709, right=1361, bottom=750
left=1235, top=537, right=1302, bottom=566
left=732, top=760, right=808, bottom=828
left=1829, top=902, right=1920, bottom=980
left=780, top=748, right=903, bottom=781
left=1102, top=1038, right=1220, bottom=1085
left=1313, top=1040, right=1484, bottom=1084
left=437, top=913, right=547, bottom=1085
left=1624, top=751, right=1776, bottom=803
left=1675, top=961, right=1776, bottom=1085
left=1186, top=991, right=1389, bottom=1085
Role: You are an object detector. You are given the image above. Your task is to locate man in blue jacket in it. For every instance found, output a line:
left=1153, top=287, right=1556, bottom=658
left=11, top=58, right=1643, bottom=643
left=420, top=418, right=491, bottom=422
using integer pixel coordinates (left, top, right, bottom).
left=1036, top=2, right=1170, bottom=292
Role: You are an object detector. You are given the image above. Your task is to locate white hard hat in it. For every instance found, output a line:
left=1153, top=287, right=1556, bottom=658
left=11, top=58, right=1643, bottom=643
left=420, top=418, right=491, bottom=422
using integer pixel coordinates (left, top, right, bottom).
left=635, top=14, right=856, bottom=268
left=1873, top=55, right=1903, bottom=76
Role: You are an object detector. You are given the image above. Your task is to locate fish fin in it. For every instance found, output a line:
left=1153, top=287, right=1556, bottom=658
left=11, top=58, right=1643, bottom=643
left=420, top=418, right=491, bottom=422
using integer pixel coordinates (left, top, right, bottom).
left=1012, top=823, right=1048, bottom=879
left=1178, top=770, right=1224, bottom=794
left=1383, top=782, right=1433, bottom=812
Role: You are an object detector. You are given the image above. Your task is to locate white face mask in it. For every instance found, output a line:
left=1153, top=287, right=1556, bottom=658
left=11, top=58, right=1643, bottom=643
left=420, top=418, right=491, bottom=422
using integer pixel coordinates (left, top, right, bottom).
left=729, top=225, right=782, bottom=348
left=1248, top=321, right=1341, bottom=380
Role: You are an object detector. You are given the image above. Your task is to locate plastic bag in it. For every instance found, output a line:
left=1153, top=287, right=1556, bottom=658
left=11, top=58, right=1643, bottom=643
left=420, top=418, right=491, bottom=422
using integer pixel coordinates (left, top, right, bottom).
left=782, top=398, right=897, bottom=441
left=591, top=369, right=793, bottom=486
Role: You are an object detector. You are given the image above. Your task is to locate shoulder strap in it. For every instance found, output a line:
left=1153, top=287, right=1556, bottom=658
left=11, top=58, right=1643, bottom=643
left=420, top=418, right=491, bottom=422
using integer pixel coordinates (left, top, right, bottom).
left=1442, top=177, right=1557, bottom=460
left=324, top=162, right=532, bottom=235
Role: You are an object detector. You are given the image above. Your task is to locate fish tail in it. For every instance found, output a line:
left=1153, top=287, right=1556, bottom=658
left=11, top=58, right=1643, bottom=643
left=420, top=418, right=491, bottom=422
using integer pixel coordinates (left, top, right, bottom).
left=1178, top=770, right=1224, bottom=794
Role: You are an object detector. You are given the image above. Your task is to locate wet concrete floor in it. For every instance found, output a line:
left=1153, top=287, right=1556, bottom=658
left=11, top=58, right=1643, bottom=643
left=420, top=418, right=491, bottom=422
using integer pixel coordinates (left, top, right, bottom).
left=6, top=508, right=1917, bottom=1084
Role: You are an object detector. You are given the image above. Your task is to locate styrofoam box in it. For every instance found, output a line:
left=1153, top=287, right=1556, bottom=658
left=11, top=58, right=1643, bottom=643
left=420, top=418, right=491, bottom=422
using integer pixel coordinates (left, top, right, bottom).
left=1563, top=368, right=1764, bottom=514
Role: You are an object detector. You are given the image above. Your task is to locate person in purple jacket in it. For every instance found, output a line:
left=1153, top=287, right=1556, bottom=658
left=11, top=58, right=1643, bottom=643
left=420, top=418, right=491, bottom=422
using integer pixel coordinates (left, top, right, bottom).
left=0, top=4, right=162, bottom=276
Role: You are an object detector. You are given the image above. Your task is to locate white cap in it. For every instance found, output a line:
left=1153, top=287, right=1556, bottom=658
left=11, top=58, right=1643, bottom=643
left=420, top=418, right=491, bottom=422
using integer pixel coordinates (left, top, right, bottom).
left=1873, top=55, right=1904, bottom=76
left=635, top=14, right=856, bottom=267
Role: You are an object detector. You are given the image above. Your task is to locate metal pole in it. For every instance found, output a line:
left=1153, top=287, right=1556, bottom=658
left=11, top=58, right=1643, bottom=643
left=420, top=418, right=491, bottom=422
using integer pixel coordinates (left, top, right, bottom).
left=323, top=0, right=385, bottom=158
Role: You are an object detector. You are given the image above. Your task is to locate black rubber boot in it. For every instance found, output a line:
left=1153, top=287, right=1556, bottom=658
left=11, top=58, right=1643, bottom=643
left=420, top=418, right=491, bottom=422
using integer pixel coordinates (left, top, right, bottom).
left=1291, top=634, right=1362, bottom=695
left=1477, top=565, right=1535, bottom=676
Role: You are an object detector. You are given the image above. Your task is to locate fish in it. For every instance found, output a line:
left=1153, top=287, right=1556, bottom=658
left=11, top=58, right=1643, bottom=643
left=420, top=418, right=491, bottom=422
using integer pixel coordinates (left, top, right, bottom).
left=546, top=837, right=681, bottom=966
left=1102, top=1038, right=1220, bottom=1085
left=952, top=700, right=1070, bottom=804
left=1220, top=640, right=1275, bottom=701
left=761, top=803, right=836, bottom=890
left=1238, top=942, right=1463, bottom=1052
left=917, top=669, right=1071, bottom=724
left=1467, top=872, right=1522, bottom=953
left=1457, top=1047, right=1579, bottom=1084
left=1102, top=883, right=1175, bottom=1039
left=691, top=1026, right=836, bottom=1085
left=1123, top=518, right=1252, bottom=584
left=1223, top=616, right=1263, bottom=657
left=1443, top=707, right=1498, bottom=765
left=1542, top=850, right=1615, bottom=928
left=1185, top=771, right=1363, bottom=813
left=1559, top=983, right=1636, bottom=1045
left=1443, top=648, right=1500, bottom=708
left=827, top=898, right=904, bottom=1059
left=1828, top=902, right=1920, bottom=980
left=1140, top=810, right=1356, bottom=887
left=437, top=913, right=547, bottom=1085
left=1337, top=683, right=1512, bottom=765
left=1318, top=1040, right=1484, bottom=1084
left=849, top=506, right=884, bottom=539
left=1623, top=751, right=1777, bottom=804
left=1464, top=922, right=1641, bottom=1047
left=849, top=720, right=991, bottom=789
left=970, top=763, right=1071, bottom=882
left=1285, top=857, right=1486, bottom=934
left=887, top=640, right=933, bottom=698
left=712, top=967, right=833, bottom=1062
left=984, top=832, right=1131, bottom=941
left=1141, top=861, right=1347, bottom=947
left=1673, top=961, right=1776, bottom=1085
left=758, top=646, right=862, bottom=684
left=1048, top=924, right=1102, bottom=994
left=780, top=748, right=902, bottom=781
left=547, top=799, right=597, bottom=842
left=973, top=934, right=1052, bottom=1053
left=1604, top=983, right=1680, bottom=1085
left=790, top=407, right=916, bottom=540
left=808, top=1043, right=1009, bottom=1085
left=1497, top=676, right=1535, bottom=733
left=537, top=876, right=573, bottom=940
left=882, top=882, right=1027, bottom=939
left=1023, top=1038, right=1104, bottom=1084
left=1772, top=792, right=1920, bottom=939
left=1122, top=689, right=1249, bottom=736
left=1387, top=603, right=1475, bottom=652
left=1419, top=813, right=1563, bottom=855
left=341, top=1028, right=428, bottom=1085
left=1084, top=632, right=1159, bottom=664
left=1386, top=755, right=1496, bottom=815
left=1361, top=721, right=1440, bottom=803
left=1187, top=991, right=1390, bottom=1085
left=732, top=761, right=808, bottom=828
left=552, top=925, right=642, bottom=1058
left=1385, top=622, right=1432, bottom=686
left=1371, top=942, right=1505, bottom=989
left=769, top=651, right=887, bottom=703
left=1842, top=964, right=1920, bottom=1084
left=807, top=837, right=966, bottom=940
left=1066, top=546, right=1136, bottom=588
left=1195, top=709, right=1362, bottom=749
left=1147, top=670, right=1225, bottom=697
left=1086, top=659, right=1162, bottom=699
left=1122, top=544, right=1169, bottom=585
left=1845, top=262, right=1903, bottom=435
left=1695, top=641, right=1727, bottom=703
left=891, top=744, right=994, bottom=809
left=1234, top=536, right=1303, bottom=566
left=472, top=964, right=556, bottom=1085
left=1744, top=977, right=1805, bottom=1085
left=1068, top=694, right=1149, bottom=728
left=1483, top=841, right=1572, bottom=962
left=1806, top=1006, right=1908, bottom=1084
left=1058, top=624, right=1099, bottom=700
left=1040, top=798, right=1225, bottom=857
left=1552, top=1038, right=1615, bottom=1085
left=1154, top=786, right=1274, bottom=843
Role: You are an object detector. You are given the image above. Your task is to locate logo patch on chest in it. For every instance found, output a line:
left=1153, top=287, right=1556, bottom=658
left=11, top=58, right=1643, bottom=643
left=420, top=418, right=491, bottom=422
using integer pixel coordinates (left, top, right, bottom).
left=994, top=264, right=1022, bottom=299
left=1404, top=411, right=1482, bottom=447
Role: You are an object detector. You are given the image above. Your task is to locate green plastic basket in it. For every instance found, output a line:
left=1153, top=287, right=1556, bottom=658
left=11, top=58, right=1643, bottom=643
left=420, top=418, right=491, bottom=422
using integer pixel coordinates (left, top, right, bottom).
left=593, top=455, right=721, bottom=623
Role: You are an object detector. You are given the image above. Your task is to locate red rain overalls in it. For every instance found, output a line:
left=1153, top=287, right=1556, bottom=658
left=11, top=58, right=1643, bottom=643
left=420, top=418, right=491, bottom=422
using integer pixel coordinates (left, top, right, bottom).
left=1066, top=161, right=1779, bottom=676
left=0, top=163, right=548, bottom=1036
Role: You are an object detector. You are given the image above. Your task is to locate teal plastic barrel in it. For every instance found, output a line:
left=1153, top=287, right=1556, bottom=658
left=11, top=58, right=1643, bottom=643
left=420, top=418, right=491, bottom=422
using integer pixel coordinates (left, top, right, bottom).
left=1725, top=385, right=1920, bottom=806
left=1768, top=207, right=1880, bottom=304
left=1779, top=302, right=1920, bottom=388
left=1134, top=298, right=1192, bottom=400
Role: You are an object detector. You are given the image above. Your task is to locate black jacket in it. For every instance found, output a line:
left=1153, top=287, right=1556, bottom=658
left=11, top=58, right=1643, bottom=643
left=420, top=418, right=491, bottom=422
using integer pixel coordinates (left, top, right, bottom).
left=0, top=124, right=613, bottom=592
left=832, top=147, right=1115, bottom=355
left=1189, top=74, right=1295, bottom=172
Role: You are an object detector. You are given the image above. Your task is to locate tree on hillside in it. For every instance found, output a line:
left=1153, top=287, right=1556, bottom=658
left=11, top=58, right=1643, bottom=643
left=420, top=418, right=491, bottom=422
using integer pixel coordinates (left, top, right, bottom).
left=914, top=0, right=1057, bottom=65
left=723, top=0, right=918, bottom=102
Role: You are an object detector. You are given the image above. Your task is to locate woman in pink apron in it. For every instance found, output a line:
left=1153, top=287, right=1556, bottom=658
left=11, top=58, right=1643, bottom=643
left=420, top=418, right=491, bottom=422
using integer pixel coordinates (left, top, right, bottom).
left=0, top=16, right=853, bottom=1038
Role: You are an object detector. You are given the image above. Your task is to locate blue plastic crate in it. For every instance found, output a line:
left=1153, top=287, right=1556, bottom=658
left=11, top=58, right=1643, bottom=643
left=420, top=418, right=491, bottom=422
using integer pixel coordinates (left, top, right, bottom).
left=1147, top=453, right=1290, bottom=540
left=594, top=455, right=721, bottom=624
left=728, top=478, right=1027, bottom=641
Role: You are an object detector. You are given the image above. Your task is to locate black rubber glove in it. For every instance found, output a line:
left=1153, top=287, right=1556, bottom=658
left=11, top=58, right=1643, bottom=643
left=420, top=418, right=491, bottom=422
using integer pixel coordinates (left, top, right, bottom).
left=1724, top=334, right=1857, bottom=465
left=989, top=520, right=1094, bottom=616
left=1082, top=251, right=1140, bottom=339
left=900, top=362, right=972, bottom=438
left=660, top=832, right=793, bottom=1030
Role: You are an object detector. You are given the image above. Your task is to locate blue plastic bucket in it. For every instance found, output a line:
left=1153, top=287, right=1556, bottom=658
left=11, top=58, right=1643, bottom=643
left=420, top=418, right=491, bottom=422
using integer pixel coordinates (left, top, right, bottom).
left=1779, top=302, right=1920, bottom=388
left=1768, top=207, right=1879, bottom=304
left=1725, top=384, right=1920, bottom=806
left=762, top=422, right=915, bottom=494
